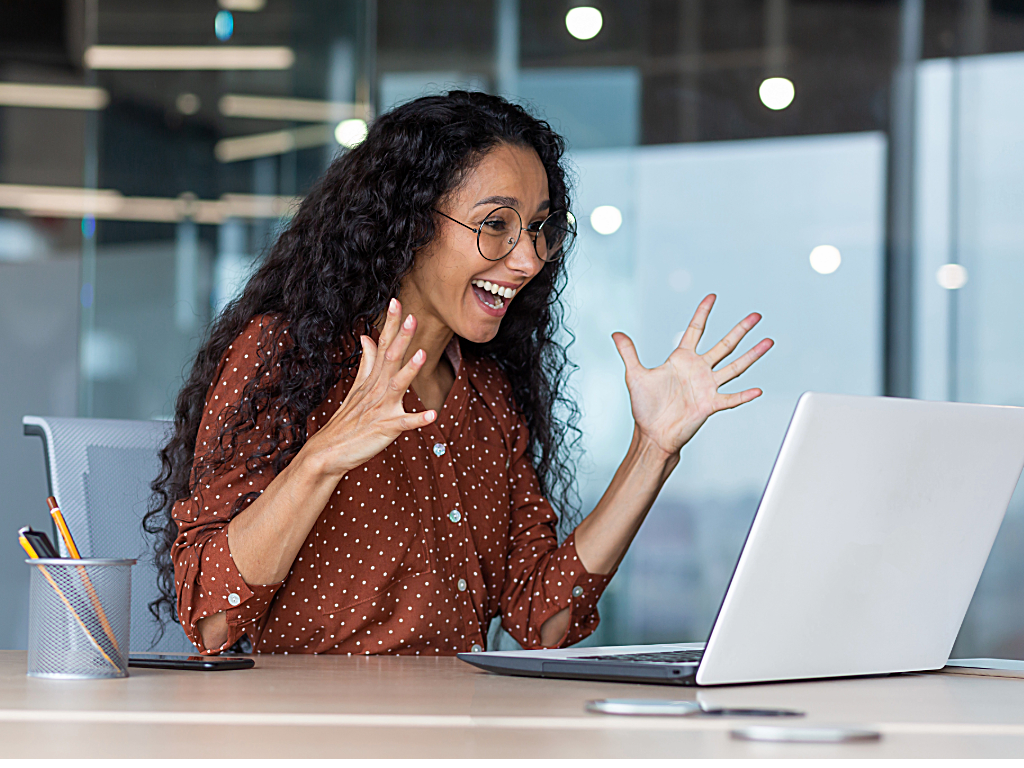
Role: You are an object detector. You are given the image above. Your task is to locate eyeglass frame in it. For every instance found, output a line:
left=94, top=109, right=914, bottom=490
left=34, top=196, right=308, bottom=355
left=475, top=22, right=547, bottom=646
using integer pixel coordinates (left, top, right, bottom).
left=434, top=206, right=576, bottom=263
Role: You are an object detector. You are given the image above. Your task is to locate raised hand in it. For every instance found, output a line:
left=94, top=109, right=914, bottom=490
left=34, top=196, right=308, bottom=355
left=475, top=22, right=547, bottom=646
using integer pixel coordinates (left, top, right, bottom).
left=612, top=294, right=773, bottom=458
left=305, top=297, right=435, bottom=478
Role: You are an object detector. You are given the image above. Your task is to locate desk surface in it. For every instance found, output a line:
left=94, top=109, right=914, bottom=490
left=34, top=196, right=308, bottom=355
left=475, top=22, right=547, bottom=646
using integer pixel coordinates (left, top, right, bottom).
left=1, top=650, right=1023, bottom=757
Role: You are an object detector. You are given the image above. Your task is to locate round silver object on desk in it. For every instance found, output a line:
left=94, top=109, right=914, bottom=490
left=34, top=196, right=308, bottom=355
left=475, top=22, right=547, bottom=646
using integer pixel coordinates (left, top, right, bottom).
left=433, top=443, right=446, bottom=457
left=457, top=578, right=468, bottom=591
left=227, top=592, right=241, bottom=606
left=448, top=509, right=462, bottom=523
left=731, top=725, right=881, bottom=743
left=587, top=699, right=701, bottom=716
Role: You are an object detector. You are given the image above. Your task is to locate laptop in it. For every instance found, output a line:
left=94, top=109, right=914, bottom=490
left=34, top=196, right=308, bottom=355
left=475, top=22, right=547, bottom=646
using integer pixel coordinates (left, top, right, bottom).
left=459, top=392, right=1024, bottom=686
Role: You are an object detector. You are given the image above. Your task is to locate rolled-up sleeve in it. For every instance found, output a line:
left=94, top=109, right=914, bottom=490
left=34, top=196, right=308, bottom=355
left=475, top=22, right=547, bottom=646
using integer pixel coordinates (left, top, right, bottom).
left=171, top=317, right=286, bottom=654
left=499, top=417, right=612, bottom=649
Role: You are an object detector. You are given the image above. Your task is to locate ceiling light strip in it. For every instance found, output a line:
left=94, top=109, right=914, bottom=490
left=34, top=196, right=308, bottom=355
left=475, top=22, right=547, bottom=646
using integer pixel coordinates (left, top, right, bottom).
left=219, top=94, right=370, bottom=122
left=0, top=184, right=298, bottom=223
left=0, top=83, right=110, bottom=110
left=83, top=46, right=295, bottom=71
left=215, top=124, right=336, bottom=162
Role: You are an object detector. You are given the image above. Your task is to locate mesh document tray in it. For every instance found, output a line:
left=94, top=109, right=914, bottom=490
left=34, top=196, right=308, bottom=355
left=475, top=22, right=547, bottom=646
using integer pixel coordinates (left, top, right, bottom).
left=23, top=415, right=196, bottom=653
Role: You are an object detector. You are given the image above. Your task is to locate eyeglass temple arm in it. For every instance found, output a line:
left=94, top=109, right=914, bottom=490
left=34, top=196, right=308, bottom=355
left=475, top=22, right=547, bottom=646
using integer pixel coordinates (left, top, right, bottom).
left=434, top=209, right=478, bottom=234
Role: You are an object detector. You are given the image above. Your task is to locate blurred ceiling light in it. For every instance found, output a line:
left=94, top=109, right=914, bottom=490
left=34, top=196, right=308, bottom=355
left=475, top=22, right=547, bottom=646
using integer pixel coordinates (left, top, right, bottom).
left=759, top=77, right=795, bottom=110
left=0, top=183, right=297, bottom=223
left=809, top=244, right=841, bottom=274
left=176, top=93, right=201, bottom=115
left=214, top=10, right=234, bottom=41
left=219, top=0, right=266, bottom=9
left=335, top=118, right=368, bottom=148
left=590, top=205, right=622, bottom=235
left=215, top=124, right=336, bottom=162
left=219, top=94, right=369, bottom=122
left=565, top=7, right=603, bottom=40
left=937, top=263, right=968, bottom=290
left=83, top=45, right=294, bottom=70
left=0, top=82, right=109, bottom=110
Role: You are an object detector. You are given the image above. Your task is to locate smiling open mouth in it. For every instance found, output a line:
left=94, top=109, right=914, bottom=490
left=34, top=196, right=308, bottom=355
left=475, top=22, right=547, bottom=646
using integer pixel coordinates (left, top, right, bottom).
left=471, top=279, right=517, bottom=310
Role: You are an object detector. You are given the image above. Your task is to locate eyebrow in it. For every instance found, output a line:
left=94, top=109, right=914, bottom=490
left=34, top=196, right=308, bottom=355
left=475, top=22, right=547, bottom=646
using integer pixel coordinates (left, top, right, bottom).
left=473, top=195, right=552, bottom=214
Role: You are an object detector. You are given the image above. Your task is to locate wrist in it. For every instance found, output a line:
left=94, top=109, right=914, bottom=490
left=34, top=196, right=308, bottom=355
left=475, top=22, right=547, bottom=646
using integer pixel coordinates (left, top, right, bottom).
left=631, top=424, right=680, bottom=475
left=293, top=439, right=352, bottom=486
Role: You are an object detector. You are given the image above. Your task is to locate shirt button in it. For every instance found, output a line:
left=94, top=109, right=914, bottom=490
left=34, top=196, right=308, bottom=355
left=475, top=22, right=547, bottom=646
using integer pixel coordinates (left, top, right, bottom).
left=471, top=644, right=483, bottom=653
left=448, top=509, right=462, bottom=523
left=457, top=578, right=468, bottom=592
left=433, top=443, right=446, bottom=457
left=227, top=592, right=241, bottom=606
left=572, top=586, right=584, bottom=598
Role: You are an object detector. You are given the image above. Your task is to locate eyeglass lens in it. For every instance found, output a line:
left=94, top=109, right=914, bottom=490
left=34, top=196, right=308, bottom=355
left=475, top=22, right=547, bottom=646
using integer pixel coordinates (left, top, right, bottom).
left=477, top=207, right=576, bottom=262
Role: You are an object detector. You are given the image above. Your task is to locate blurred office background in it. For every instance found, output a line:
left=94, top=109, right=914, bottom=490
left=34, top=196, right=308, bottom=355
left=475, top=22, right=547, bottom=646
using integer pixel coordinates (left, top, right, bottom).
left=1, top=0, right=1023, bottom=655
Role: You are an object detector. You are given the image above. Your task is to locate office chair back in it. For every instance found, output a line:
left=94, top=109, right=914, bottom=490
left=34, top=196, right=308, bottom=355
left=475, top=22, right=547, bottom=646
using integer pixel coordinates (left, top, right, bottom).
left=22, top=415, right=196, bottom=653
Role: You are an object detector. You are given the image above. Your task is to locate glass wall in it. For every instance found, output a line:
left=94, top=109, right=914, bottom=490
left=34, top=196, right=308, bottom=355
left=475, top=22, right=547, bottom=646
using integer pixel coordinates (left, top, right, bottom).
left=2, top=0, right=1024, bottom=651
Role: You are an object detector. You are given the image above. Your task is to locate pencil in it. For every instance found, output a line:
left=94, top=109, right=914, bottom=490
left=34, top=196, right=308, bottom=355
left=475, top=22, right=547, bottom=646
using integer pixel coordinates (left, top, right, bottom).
left=20, top=530, right=121, bottom=674
left=46, top=498, right=122, bottom=657
left=47, top=496, right=80, bottom=558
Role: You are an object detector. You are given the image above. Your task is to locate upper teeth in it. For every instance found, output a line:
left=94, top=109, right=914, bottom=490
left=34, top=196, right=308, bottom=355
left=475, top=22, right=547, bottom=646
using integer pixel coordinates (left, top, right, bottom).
left=472, top=280, right=517, bottom=299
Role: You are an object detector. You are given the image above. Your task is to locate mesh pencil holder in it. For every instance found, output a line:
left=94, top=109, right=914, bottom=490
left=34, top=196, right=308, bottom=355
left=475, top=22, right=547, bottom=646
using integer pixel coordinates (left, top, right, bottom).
left=26, top=558, right=136, bottom=679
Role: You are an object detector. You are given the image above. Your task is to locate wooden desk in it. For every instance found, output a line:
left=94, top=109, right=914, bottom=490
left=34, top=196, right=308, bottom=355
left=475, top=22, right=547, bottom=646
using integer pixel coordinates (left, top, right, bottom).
left=1, top=650, right=1022, bottom=757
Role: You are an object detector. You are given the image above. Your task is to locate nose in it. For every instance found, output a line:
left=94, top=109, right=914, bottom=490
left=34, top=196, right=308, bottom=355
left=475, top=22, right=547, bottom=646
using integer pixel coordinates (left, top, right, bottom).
left=504, top=228, right=545, bottom=278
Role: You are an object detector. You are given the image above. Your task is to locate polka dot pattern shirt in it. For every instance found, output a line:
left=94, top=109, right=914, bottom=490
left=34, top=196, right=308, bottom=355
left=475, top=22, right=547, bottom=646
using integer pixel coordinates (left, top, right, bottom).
left=171, top=316, right=611, bottom=655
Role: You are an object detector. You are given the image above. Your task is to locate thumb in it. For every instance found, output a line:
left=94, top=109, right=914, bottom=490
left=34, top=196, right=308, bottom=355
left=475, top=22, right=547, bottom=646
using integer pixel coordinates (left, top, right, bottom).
left=354, top=335, right=377, bottom=388
left=612, top=332, right=642, bottom=374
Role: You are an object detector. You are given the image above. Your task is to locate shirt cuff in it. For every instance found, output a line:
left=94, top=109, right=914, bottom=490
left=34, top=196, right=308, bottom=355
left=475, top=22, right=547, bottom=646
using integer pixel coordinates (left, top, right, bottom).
left=193, top=527, right=283, bottom=651
left=544, top=531, right=614, bottom=648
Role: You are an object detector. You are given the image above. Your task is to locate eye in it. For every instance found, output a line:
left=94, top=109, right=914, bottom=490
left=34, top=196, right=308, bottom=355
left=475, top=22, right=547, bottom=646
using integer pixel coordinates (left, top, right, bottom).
left=525, top=221, right=544, bottom=234
left=482, top=217, right=510, bottom=233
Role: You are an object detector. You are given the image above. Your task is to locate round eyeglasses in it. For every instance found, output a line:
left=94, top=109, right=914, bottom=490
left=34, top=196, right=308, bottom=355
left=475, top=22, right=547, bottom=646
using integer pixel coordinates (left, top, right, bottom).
left=436, top=206, right=577, bottom=263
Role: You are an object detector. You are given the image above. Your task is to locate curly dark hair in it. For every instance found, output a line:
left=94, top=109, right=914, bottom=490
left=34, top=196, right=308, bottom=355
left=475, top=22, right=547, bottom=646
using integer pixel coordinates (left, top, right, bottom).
left=143, top=90, right=583, bottom=631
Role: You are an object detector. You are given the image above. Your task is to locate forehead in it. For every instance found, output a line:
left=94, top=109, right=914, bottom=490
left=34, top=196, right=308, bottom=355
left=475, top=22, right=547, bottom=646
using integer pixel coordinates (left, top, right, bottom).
left=453, top=143, right=549, bottom=209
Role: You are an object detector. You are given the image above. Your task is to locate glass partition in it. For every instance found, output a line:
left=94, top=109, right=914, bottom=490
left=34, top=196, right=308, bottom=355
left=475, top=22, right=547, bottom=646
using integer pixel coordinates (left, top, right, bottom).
left=3, top=0, right=1024, bottom=652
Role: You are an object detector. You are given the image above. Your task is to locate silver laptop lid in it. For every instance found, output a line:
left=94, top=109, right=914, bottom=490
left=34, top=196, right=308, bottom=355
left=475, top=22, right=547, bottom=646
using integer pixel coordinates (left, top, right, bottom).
left=697, top=392, right=1024, bottom=686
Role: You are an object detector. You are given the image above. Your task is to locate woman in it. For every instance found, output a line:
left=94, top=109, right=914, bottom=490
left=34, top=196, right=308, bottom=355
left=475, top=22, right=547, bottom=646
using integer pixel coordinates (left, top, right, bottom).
left=146, top=90, right=772, bottom=655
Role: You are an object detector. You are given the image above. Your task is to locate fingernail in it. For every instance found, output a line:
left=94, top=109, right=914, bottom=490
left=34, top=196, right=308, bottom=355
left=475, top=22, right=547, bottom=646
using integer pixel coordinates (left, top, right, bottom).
left=426, top=410, right=436, bottom=421
left=403, top=314, right=414, bottom=330
left=389, top=298, right=397, bottom=313
left=414, top=349, right=425, bottom=363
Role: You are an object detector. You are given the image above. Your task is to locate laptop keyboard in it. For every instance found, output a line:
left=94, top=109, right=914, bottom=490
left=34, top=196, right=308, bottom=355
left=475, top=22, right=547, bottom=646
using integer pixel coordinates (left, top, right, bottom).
left=578, top=649, right=704, bottom=664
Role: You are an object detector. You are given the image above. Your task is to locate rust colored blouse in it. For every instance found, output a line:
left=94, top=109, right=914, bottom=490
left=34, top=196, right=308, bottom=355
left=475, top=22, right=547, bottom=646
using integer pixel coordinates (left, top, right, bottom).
left=171, top=316, right=611, bottom=655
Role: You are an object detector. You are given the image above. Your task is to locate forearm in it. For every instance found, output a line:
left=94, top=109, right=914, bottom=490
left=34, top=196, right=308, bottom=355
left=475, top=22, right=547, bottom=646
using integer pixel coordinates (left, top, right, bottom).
left=572, top=424, right=679, bottom=575
left=226, top=449, right=345, bottom=585
left=196, top=450, right=342, bottom=651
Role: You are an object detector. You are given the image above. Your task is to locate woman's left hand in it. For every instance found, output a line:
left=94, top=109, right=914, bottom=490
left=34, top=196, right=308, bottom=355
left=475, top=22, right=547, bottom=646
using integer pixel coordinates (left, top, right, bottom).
left=612, top=293, right=773, bottom=458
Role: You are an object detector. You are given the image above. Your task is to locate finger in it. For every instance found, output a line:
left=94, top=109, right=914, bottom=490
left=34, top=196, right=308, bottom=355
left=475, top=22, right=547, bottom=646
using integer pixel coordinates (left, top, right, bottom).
left=715, top=387, right=763, bottom=411
left=612, top=332, right=643, bottom=374
left=380, top=312, right=417, bottom=383
left=387, top=348, right=426, bottom=400
left=392, top=409, right=437, bottom=432
left=679, top=294, right=716, bottom=351
left=353, top=335, right=376, bottom=389
left=703, top=312, right=761, bottom=368
left=372, top=298, right=402, bottom=377
left=713, top=338, right=774, bottom=387
left=331, top=336, right=377, bottom=419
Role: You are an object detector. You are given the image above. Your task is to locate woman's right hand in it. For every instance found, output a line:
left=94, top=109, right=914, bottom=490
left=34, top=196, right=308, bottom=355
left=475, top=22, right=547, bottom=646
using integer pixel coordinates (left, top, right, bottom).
left=303, top=297, right=435, bottom=479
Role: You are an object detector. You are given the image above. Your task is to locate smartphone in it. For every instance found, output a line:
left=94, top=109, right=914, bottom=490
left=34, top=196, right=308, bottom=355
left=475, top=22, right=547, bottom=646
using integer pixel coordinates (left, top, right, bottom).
left=128, top=654, right=255, bottom=671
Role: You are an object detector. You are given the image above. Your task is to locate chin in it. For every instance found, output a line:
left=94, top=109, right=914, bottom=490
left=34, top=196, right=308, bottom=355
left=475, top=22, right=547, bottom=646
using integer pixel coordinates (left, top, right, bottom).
left=457, top=322, right=502, bottom=345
